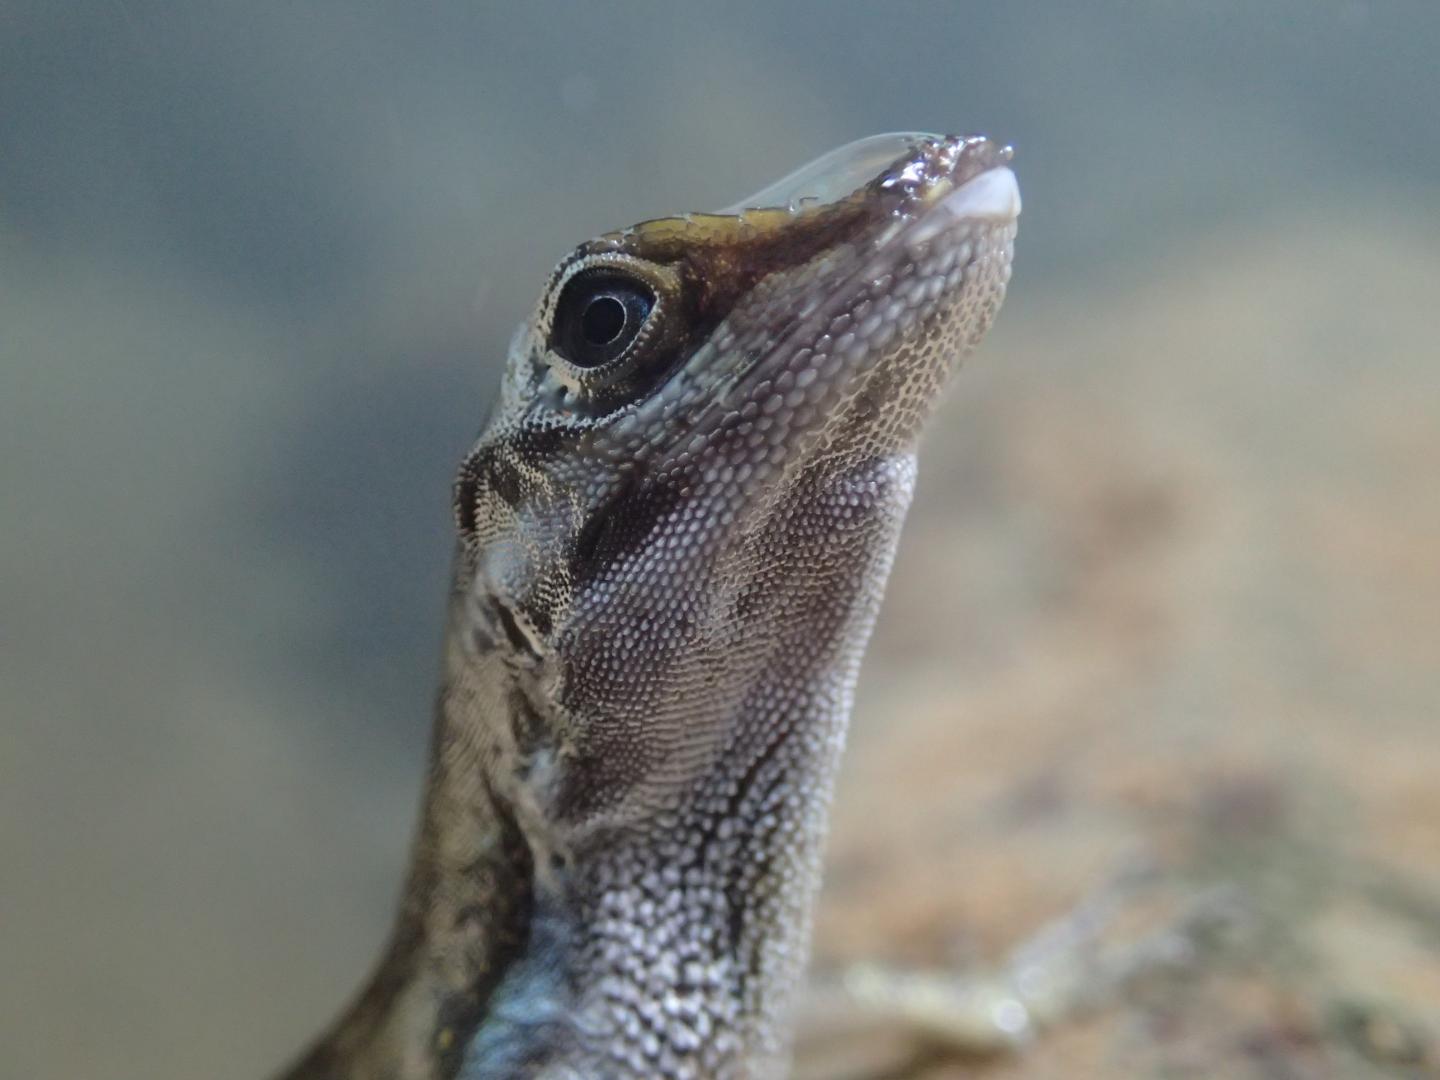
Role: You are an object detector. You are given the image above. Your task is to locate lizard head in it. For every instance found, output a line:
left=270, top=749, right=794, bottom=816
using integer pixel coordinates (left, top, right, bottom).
left=453, top=133, right=1018, bottom=842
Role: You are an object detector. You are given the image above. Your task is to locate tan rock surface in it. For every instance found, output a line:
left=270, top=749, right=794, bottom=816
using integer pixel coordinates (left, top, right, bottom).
left=799, top=210, right=1440, bottom=1078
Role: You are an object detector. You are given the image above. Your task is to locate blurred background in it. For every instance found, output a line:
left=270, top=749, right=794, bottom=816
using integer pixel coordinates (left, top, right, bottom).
left=3, top=2, right=1437, bottom=1077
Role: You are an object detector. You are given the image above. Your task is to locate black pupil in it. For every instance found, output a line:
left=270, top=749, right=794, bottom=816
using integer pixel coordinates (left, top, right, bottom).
left=581, top=295, right=627, bottom=346
left=555, top=273, right=654, bottom=369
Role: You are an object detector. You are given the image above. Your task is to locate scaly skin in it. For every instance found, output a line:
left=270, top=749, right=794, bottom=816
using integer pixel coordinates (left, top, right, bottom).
left=280, top=132, right=1020, bottom=1080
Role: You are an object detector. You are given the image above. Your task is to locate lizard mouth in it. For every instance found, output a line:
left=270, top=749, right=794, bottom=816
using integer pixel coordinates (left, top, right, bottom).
left=692, top=132, right=1021, bottom=406
left=678, top=133, right=1020, bottom=454
left=912, top=162, right=1022, bottom=227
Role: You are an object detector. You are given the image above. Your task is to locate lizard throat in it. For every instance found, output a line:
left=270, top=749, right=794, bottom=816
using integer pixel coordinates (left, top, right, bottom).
left=460, top=455, right=919, bottom=1077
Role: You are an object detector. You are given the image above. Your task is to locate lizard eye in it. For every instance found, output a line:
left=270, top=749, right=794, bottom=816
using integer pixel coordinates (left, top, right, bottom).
left=544, top=255, right=682, bottom=399
left=554, top=272, right=654, bottom=369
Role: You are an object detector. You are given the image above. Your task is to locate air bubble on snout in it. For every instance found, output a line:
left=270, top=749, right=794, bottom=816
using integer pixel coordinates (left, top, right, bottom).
left=717, top=132, right=938, bottom=215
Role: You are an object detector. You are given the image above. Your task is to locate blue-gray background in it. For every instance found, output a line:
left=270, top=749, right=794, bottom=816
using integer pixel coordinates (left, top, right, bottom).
left=4, top=4, right=1438, bottom=1078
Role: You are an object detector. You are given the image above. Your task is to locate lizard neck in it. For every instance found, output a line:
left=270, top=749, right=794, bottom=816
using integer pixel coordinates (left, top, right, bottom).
left=464, top=456, right=919, bottom=1078
left=283, top=617, right=861, bottom=1080
left=284, top=455, right=918, bottom=1080
left=466, top=697, right=853, bottom=1078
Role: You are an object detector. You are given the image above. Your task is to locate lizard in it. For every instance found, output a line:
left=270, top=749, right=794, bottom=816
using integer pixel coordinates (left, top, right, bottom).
left=278, top=131, right=1021, bottom=1080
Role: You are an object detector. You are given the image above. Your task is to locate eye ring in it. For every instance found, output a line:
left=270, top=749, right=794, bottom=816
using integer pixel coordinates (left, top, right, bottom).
left=545, top=254, right=682, bottom=397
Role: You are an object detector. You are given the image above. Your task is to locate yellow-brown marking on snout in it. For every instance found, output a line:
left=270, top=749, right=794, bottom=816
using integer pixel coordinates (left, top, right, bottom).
left=554, top=135, right=1011, bottom=350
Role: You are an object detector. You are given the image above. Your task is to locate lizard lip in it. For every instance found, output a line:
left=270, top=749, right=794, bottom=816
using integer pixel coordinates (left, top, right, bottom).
left=907, top=166, right=1021, bottom=243
left=936, top=164, right=1021, bottom=220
